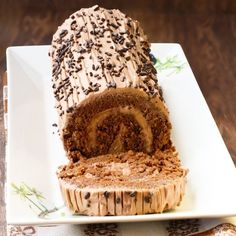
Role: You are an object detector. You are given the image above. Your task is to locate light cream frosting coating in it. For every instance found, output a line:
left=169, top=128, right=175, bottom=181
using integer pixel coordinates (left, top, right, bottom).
left=49, top=5, right=161, bottom=119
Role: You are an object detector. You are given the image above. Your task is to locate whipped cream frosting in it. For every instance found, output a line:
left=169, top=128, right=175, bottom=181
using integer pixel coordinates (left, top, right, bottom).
left=49, top=5, right=160, bottom=117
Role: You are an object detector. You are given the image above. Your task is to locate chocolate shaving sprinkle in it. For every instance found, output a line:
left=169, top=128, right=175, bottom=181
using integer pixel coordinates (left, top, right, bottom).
left=59, top=29, right=68, bottom=38
left=104, top=191, right=110, bottom=198
left=93, top=5, right=99, bottom=11
left=116, top=197, right=121, bottom=204
left=85, top=192, right=90, bottom=199
left=105, top=52, right=112, bottom=57
left=106, top=63, right=112, bottom=70
left=66, top=107, right=73, bottom=113
left=78, top=47, right=86, bottom=54
left=144, top=195, right=151, bottom=203
left=110, top=23, right=119, bottom=29
left=129, top=191, right=137, bottom=197
left=107, top=81, right=116, bottom=88
left=85, top=39, right=94, bottom=49
left=127, top=21, right=132, bottom=27
left=70, top=20, right=77, bottom=30
left=57, top=42, right=71, bottom=61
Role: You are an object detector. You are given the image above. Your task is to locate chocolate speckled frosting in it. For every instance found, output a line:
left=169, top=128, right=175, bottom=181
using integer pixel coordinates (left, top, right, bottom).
left=49, top=5, right=160, bottom=113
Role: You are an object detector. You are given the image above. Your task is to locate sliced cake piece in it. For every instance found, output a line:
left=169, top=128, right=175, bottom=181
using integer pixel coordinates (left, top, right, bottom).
left=57, top=149, right=187, bottom=216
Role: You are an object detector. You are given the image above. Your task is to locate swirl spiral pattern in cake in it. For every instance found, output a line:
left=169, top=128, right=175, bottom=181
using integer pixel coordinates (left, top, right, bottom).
left=50, top=5, right=187, bottom=216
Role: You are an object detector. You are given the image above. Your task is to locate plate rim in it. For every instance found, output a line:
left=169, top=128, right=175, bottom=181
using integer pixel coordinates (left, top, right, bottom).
left=6, top=43, right=236, bottom=225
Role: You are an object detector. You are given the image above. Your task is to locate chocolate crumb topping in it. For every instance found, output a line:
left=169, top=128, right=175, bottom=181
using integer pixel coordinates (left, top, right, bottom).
left=58, top=149, right=187, bottom=189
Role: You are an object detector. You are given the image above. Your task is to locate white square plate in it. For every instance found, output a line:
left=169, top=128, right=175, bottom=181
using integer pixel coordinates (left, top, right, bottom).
left=6, top=44, right=236, bottom=225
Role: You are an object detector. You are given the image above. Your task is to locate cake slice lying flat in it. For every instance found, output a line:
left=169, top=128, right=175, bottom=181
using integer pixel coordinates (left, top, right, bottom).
left=57, top=149, right=187, bottom=216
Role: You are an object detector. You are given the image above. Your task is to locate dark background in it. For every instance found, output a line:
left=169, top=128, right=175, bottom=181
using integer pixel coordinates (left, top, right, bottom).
left=1, top=0, right=236, bottom=234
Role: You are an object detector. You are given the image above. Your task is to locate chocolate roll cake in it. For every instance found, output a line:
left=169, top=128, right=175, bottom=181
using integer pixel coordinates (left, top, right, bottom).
left=49, top=5, right=172, bottom=162
left=50, top=5, right=188, bottom=216
left=58, top=149, right=187, bottom=216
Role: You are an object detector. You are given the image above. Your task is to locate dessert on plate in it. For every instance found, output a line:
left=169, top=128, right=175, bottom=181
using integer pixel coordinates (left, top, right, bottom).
left=58, top=149, right=187, bottom=216
left=49, top=5, right=187, bottom=215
